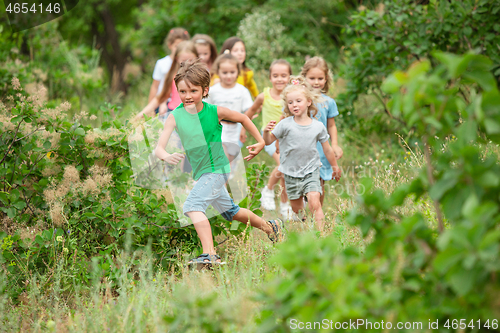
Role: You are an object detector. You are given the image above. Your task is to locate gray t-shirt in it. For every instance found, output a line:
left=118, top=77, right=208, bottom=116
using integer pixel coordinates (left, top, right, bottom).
left=272, top=117, right=329, bottom=177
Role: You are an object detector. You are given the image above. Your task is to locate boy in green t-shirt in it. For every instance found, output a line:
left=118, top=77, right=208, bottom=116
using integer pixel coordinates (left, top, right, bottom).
left=155, top=59, right=283, bottom=266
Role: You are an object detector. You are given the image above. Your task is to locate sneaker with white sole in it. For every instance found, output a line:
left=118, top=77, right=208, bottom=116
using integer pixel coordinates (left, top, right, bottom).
left=280, top=201, right=294, bottom=219
left=260, top=186, right=276, bottom=211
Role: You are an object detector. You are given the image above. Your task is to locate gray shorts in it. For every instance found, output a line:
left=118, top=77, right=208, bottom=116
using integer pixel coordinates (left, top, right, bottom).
left=284, top=168, right=322, bottom=200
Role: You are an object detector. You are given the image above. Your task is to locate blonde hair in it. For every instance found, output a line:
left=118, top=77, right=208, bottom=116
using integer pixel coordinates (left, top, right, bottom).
left=192, top=34, right=218, bottom=66
left=157, top=41, right=198, bottom=104
left=300, top=56, right=333, bottom=93
left=174, top=59, right=211, bottom=98
left=211, top=52, right=241, bottom=78
left=281, top=76, right=322, bottom=118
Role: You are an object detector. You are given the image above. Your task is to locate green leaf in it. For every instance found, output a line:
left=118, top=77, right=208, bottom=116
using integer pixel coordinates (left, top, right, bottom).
left=429, top=173, right=458, bottom=201
left=447, top=267, right=475, bottom=296
left=230, top=221, right=241, bottom=230
left=12, top=201, right=26, bottom=210
left=74, top=128, right=86, bottom=136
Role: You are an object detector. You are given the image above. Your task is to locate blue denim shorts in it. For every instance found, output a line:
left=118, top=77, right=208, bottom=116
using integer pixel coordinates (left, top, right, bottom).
left=183, top=173, right=240, bottom=221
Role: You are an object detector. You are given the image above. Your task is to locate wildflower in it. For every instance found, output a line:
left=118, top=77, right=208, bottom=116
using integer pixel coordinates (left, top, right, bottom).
left=12, top=77, right=22, bottom=90
left=63, top=247, right=69, bottom=254
left=56, top=236, right=63, bottom=242
left=63, top=165, right=80, bottom=183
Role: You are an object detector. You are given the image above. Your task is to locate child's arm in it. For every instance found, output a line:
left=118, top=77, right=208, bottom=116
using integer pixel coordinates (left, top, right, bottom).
left=154, top=114, right=185, bottom=165
left=218, top=107, right=265, bottom=161
left=134, top=97, right=161, bottom=122
left=263, top=120, right=277, bottom=146
left=244, top=93, right=264, bottom=119
left=321, top=140, right=341, bottom=181
left=148, top=80, right=160, bottom=102
left=327, top=117, right=343, bottom=159
left=240, top=93, right=264, bottom=139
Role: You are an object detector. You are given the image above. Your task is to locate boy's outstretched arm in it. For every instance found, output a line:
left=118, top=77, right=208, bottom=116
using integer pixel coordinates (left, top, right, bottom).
left=218, top=107, right=264, bottom=161
left=154, top=114, right=185, bottom=165
left=321, top=140, right=342, bottom=181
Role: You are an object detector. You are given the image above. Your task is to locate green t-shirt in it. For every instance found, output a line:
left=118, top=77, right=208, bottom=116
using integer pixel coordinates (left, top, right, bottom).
left=172, top=102, right=230, bottom=180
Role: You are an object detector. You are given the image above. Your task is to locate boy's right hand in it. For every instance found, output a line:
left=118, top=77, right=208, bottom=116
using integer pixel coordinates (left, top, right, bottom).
left=244, top=142, right=265, bottom=161
left=264, top=120, right=276, bottom=133
left=163, top=153, right=185, bottom=165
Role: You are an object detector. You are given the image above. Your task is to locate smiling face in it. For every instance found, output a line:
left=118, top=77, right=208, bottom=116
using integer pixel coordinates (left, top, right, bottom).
left=305, top=67, right=326, bottom=91
left=285, top=89, right=312, bottom=118
left=231, top=41, right=246, bottom=65
left=177, top=79, right=209, bottom=112
left=195, top=44, right=211, bottom=65
left=270, top=64, right=291, bottom=92
left=218, top=60, right=239, bottom=88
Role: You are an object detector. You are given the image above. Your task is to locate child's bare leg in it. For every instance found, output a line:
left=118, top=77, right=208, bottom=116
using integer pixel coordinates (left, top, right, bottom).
left=266, top=166, right=281, bottom=191
left=319, top=179, right=325, bottom=206
left=289, top=197, right=305, bottom=215
left=232, top=208, right=273, bottom=235
left=306, top=192, right=324, bottom=232
left=186, top=211, right=216, bottom=255
left=279, top=177, right=288, bottom=203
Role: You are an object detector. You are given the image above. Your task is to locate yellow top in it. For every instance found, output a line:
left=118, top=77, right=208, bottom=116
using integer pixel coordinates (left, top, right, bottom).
left=211, top=69, right=259, bottom=98
left=261, top=87, right=283, bottom=131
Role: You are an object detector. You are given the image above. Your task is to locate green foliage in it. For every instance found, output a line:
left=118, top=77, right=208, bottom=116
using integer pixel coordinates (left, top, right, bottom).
left=257, top=53, right=500, bottom=331
left=0, top=79, right=269, bottom=300
left=342, top=0, right=500, bottom=118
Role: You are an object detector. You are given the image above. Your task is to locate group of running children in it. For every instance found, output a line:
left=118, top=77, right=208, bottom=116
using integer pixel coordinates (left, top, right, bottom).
left=135, top=28, right=342, bottom=265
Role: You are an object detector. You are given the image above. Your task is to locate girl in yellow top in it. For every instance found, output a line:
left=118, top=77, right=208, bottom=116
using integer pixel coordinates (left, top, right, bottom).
left=242, top=59, right=293, bottom=218
left=211, top=37, right=259, bottom=98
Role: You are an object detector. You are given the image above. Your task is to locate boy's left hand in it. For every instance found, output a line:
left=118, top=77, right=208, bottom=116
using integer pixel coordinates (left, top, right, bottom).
left=244, top=142, right=265, bottom=161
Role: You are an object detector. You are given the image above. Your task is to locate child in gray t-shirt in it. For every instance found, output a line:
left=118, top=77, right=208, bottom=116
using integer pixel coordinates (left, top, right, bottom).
left=263, top=76, right=341, bottom=232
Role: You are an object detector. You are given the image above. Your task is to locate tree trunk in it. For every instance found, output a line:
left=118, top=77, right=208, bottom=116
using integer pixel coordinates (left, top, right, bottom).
left=92, top=5, right=130, bottom=94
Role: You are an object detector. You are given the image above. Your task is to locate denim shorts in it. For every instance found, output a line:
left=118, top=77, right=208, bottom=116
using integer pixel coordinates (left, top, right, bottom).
left=183, top=173, right=240, bottom=221
left=284, top=168, right=322, bottom=200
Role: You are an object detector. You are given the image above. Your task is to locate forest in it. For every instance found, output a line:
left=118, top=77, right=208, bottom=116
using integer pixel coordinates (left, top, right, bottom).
left=1, top=0, right=500, bottom=331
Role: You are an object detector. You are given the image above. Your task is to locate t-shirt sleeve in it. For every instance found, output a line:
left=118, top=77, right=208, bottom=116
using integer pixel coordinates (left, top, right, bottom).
left=152, top=57, right=172, bottom=81
left=241, top=86, right=253, bottom=112
left=318, top=123, right=330, bottom=143
left=152, top=60, right=162, bottom=81
left=327, top=98, right=339, bottom=118
left=272, top=120, right=285, bottom=140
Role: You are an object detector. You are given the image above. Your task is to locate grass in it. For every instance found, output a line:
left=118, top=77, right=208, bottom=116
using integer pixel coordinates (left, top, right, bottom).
left=1, top=142, right=431, bottom=331
left=3, top=69, right=480, bottom=332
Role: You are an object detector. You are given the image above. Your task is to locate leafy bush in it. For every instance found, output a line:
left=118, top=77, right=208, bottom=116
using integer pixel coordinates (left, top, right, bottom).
left=257, top=52, right=500, bottom=332
left=0, top=78, right=267, bottom=300
left=237, top=10, right=298, bottom=70
left=342, top=0, right=500, bottom=117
